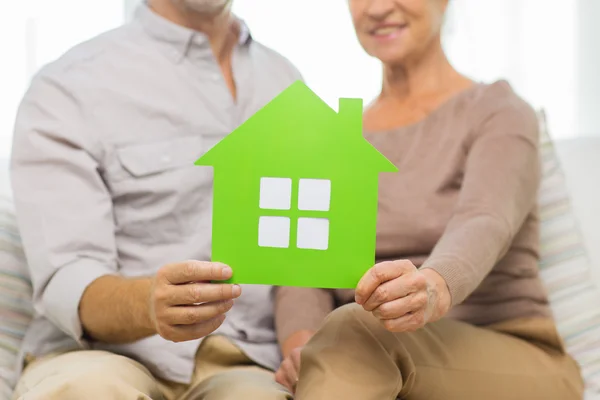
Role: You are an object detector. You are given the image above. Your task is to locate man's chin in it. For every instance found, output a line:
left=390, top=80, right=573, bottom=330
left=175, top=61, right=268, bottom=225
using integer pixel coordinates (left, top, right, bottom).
left=181, top=0, right=232, bottom=15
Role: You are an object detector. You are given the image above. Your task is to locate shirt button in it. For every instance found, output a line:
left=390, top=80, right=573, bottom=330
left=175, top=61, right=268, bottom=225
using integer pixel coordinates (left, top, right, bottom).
left=212, top=73, right=220, bottom=81
left=238, top=330, right=248, bottom=340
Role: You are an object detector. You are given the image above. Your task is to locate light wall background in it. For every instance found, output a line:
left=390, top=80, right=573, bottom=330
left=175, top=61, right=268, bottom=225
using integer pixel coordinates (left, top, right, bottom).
left=1, top=0, right=598, bottom=159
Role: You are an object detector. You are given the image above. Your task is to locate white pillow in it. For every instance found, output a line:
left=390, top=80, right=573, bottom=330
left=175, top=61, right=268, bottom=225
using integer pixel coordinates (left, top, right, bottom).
left=554, top=137, right=600, bottom=289
left=537, top=111, right=600, bottom=397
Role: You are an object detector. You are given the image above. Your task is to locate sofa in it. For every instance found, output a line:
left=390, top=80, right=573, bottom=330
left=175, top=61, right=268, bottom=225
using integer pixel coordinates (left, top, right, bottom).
left=1, top=117, right=599, bottom=399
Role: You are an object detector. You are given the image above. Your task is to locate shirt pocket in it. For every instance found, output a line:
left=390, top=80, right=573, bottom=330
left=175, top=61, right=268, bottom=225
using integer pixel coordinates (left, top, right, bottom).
left=116, top=135, right=204, bottom=178
left=109, top=135, right=212, bottom=245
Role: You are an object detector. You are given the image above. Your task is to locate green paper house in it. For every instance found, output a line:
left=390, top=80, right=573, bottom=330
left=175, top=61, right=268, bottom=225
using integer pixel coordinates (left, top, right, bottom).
left=195, top=81, right=397, bottom=289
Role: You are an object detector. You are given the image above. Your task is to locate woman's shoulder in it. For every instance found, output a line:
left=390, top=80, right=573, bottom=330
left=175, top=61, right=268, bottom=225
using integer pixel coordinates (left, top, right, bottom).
left=464, top=79, right=540, bottom=143
left=469, top=80, right=538, bottom=119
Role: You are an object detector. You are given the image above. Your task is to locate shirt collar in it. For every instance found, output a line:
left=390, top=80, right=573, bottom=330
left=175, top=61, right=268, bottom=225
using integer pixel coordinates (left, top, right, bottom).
left=134, top=1, right=252, bottom=63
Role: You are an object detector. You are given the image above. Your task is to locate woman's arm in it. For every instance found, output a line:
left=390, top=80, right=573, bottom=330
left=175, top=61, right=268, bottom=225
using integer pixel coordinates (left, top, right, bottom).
left=353, top=100, right=541, bottom=333
left=420, top=101, right=541, bottom=306
left=275, top=287, right=335, bottom=356
left=276, top=98, right=540, bottom=343
left=274, top=287, right=354, bottom=390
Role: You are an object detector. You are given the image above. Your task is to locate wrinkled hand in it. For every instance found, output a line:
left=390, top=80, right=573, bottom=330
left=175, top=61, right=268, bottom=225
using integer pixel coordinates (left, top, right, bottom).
left=149, top=261, right=241, bottom=342
left=275, top=346, right=302, bottom=393
left=355, top=260, right=451, bottom=333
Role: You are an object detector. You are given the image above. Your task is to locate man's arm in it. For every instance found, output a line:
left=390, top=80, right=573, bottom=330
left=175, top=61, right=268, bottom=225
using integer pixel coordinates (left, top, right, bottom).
left=11, top=72, right=124, bottom=344
left=79, top=276, right=155, bottom=343
left=12, top=73, right=239, bottom=345
left=80, top=262, right=240, bottom=344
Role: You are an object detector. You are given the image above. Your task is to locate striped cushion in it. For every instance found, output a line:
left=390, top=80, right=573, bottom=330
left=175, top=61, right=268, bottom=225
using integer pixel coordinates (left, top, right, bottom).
left=537, top=110, right=600, bottom=394
left=0, top=195, right=33, bottom=399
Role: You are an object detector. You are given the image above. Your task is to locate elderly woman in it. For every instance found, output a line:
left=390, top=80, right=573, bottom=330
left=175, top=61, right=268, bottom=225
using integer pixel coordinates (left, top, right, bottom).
left=274, top=0, right=584, bottom=399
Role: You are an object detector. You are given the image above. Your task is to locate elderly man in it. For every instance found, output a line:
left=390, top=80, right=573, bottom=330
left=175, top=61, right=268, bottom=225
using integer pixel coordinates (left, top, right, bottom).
left=10, top=0, right=301, bottom=399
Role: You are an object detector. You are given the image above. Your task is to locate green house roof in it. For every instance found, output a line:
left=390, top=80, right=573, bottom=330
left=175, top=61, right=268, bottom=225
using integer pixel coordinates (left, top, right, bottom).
left=195, top=80, right=397, bottom=173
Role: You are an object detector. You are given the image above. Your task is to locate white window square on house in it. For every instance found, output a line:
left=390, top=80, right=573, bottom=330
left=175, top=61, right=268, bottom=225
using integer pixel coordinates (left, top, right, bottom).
left=258, top=216, right=290, bottom=248
left=297, top=218, right=329, bottom=250
left=259, top=177, right=292, bottom=210
left=298, top=179, right=331, bottom=211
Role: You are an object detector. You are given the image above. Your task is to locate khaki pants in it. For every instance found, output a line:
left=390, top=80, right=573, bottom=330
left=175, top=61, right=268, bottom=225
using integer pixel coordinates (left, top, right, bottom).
left=12, top=335, right=291, bottom=400
left=295, top=303, right=584, bottom=400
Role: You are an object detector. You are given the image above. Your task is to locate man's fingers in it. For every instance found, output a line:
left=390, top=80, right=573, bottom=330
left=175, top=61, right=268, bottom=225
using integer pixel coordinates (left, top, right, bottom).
left=160, top=300, right=234, bottom=325
left=355, top=260, right=414, bottom=304
left=160, top=314, right=226, bottom=343
left=163, top=282, right=242, bottom=306
left=160, top=261, right=233, bottom=285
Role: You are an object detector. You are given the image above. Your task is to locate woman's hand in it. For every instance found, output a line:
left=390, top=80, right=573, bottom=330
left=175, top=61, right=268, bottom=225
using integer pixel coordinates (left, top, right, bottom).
left=275, top=330, right=315, bottom=393
left=355, top=260, right=451, bottom=332
left=275, top=347, right=302, bottom=393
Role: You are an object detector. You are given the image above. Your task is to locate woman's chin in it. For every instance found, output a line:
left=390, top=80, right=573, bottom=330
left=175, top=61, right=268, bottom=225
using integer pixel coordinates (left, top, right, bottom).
left=370, top=50, right=408, bottom=67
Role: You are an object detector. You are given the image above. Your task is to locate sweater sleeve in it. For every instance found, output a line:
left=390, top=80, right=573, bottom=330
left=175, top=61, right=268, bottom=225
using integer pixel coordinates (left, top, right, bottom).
left=274, top=287, right=335, bottom=344
left=420, top=100, right=540, bottom=306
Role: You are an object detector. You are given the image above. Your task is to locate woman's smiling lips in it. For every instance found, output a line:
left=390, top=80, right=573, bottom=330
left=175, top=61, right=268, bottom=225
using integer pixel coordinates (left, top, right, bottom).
left=370, top=23, right=408, bottom=41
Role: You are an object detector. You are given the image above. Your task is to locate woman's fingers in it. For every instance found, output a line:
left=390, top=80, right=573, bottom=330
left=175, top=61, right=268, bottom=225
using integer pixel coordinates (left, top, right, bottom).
left=274, top=366, right=287, bottom=389
left=356, top=261, right=412, bottom=304
left=361, top=270, right=427, bottom=312
left=361, top=278, right=412, bottom=312
left=275, top=358, right=298, bottom=393
left=290, top=347, right=302, bottom=372
left=378, top=309, right=428, bottom=333
left=372, top=291, right=429, bottom=320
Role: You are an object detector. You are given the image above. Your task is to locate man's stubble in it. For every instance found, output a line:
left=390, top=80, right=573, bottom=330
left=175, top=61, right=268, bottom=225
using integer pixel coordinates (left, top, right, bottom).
left=172, top=0, right=233, bottom=15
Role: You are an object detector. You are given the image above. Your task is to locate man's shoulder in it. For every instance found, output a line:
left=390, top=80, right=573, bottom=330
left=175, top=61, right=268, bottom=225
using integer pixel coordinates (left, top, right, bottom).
left=35, top=23, right=142, bottom=86
left=249, top=40, right=303, bottom=83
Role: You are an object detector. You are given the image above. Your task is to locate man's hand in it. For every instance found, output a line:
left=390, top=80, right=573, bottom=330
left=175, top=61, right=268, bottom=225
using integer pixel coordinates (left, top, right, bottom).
left=79, top=260, right=240, bottom=344
left=355, top=260, right=451, bottom=333
left=275, top=330, right=315, bottom=393
left=149, top=261, right=242, bottom=342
